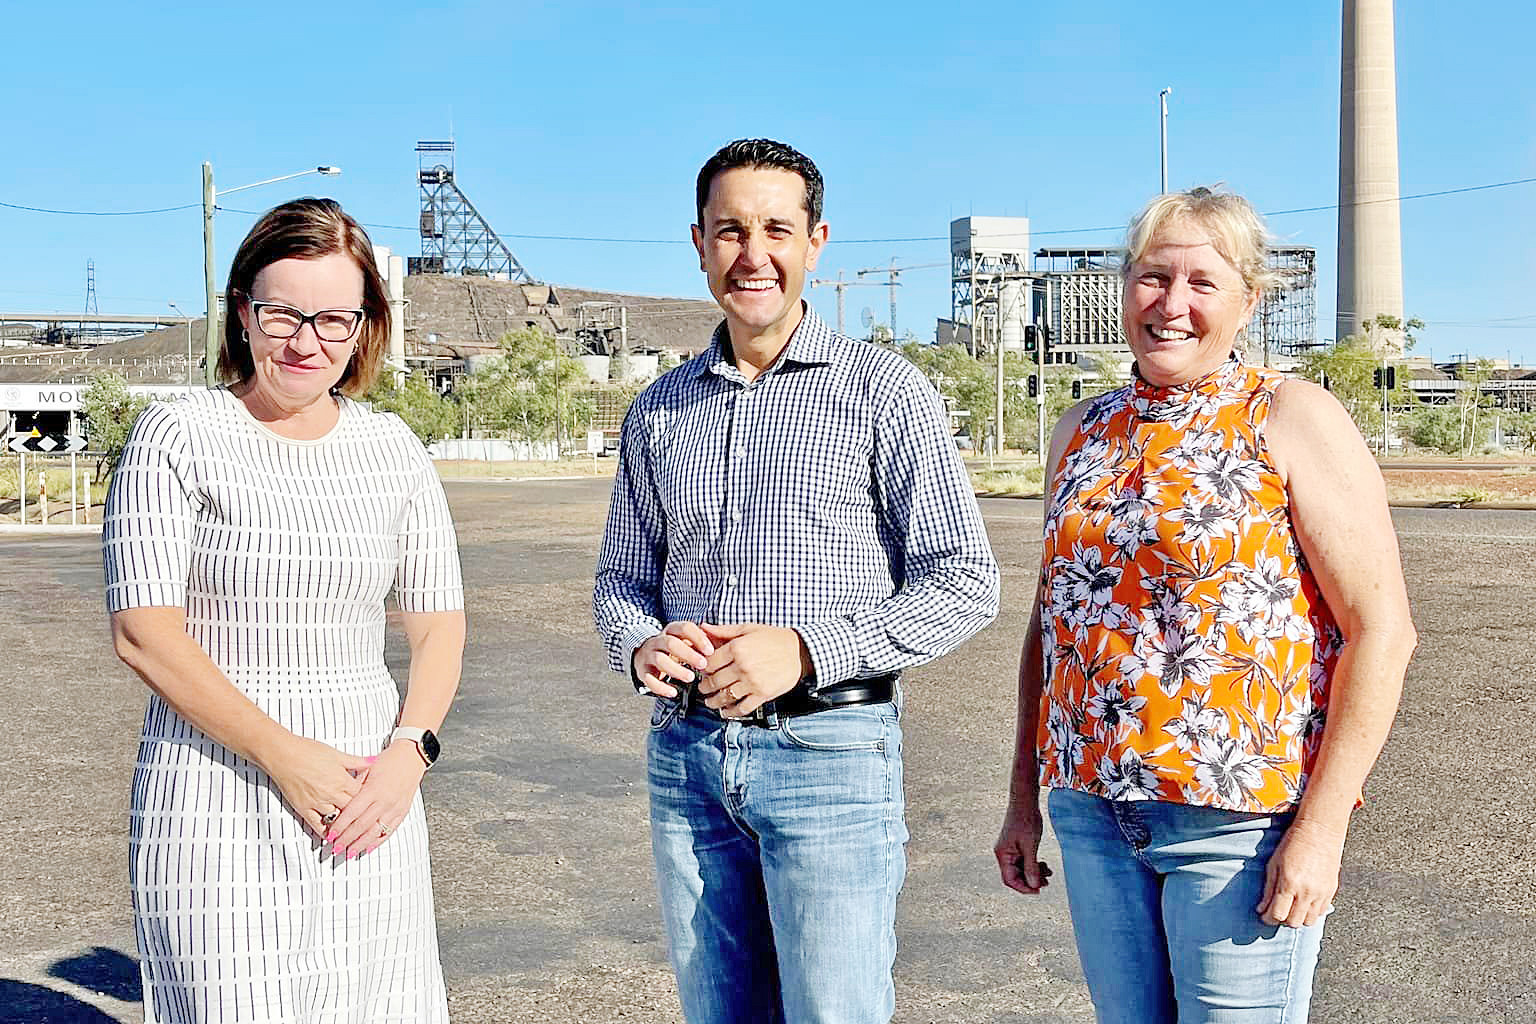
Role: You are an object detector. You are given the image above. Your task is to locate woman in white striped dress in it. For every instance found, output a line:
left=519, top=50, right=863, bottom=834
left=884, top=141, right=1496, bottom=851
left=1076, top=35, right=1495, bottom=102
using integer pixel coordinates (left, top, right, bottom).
left=103, top=198, right=465, bottom=1022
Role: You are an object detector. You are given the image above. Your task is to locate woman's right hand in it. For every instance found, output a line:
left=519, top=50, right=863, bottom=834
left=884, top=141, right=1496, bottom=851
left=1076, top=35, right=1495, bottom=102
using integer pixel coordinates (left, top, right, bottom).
left=262, top=734, right=374, bottom=839
left=995, top=797, right=1053, bottom=895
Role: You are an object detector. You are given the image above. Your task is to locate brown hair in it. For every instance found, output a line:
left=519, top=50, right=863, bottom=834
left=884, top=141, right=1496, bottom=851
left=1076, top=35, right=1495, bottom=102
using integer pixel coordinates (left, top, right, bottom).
left=219, top=198, right=388, bottom=396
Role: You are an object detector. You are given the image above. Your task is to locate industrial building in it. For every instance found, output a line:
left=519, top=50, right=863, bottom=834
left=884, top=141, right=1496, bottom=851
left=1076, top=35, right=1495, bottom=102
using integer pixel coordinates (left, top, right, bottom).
left=941, top=214, right=1320, bottom=369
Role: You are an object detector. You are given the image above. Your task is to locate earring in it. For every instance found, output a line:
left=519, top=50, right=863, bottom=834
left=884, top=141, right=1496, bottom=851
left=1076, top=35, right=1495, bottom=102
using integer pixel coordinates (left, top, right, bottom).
left=241, top=328, right=250, bottom=344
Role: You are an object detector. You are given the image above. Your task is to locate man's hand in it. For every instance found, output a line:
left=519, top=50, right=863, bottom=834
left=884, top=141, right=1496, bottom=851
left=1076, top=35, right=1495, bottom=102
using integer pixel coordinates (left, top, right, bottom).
left=1256, top=817, right=1345, bottom=928
left=696, top=623, right=812, bottom=717
left=995, top=797, right=1053, bottom=895
left=632, top=622, right=715, bottom=698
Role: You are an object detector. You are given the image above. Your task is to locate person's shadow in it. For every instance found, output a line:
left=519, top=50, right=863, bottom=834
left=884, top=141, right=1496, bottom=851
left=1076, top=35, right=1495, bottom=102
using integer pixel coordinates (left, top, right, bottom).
left=0, top=946, right=138, bottom=1023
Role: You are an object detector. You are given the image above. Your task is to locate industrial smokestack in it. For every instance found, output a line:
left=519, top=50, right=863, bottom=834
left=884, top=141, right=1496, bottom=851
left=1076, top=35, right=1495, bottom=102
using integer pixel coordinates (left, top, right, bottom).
left=1336, top=0, right=1405, bottom=350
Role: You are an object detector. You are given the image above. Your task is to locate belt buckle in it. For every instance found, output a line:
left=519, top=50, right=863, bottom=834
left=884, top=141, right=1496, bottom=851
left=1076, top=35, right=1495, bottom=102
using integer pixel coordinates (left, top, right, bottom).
left=671, top=678, right=696, bottom=718
left=739, top=700, right=777, bottom=729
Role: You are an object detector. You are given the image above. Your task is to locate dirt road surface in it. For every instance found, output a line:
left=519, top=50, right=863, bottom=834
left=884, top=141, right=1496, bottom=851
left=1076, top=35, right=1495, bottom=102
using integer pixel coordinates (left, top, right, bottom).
left=2, top=480, right=1532, bottom=1022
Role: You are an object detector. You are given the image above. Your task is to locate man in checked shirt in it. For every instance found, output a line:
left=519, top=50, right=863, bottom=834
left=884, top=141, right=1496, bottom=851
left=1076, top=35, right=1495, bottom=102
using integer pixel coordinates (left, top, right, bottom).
left=593, top=138, right=1000, bottom=1024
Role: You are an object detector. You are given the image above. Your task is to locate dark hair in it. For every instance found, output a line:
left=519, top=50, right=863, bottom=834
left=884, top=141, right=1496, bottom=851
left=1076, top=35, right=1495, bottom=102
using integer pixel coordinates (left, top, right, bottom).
left=695, top=138, right=824, bottom=230
left=219, top=198, right=389, bottom=396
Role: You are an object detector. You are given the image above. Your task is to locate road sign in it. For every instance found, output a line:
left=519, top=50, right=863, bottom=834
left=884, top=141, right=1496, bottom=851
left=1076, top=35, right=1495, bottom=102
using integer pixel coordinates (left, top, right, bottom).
left=7, top=433, right=86, bottom=454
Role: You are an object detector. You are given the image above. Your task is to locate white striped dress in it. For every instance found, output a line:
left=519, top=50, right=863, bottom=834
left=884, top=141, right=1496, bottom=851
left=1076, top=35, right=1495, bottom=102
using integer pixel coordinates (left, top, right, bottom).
left=102, top=388, right=463, bottom=1023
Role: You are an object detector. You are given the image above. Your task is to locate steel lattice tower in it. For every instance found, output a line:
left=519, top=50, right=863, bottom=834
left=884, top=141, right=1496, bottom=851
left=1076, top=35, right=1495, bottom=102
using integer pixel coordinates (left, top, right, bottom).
left=80, top=258, right=100, bottom=342
left=413, top=141, right=534, bottom=281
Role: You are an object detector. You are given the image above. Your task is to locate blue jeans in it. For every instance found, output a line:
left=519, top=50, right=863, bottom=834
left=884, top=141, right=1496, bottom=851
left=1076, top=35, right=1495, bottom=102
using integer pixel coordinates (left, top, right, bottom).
left=1047, top=788, right=1326, bottom=1024
left=646, top=697, right=908, bottom=1024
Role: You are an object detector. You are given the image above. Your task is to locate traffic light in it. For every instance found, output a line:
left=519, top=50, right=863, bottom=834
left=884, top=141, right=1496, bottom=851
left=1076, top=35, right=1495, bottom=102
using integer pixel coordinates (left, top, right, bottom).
left=1072, top=380, right=1082, bottom=400
left=1373, top=366, right=1397, bottom=390
left=1027, top=375, right=1038, bottom=398
left=1041, top=326, right=1053, bottom=350
left=1023, top=325, right=1037, bottom=353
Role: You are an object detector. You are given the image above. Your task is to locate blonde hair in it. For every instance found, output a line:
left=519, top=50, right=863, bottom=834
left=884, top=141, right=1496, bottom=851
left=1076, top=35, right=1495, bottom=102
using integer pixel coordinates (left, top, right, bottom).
left=1124, top=186, right=1274, bottom=297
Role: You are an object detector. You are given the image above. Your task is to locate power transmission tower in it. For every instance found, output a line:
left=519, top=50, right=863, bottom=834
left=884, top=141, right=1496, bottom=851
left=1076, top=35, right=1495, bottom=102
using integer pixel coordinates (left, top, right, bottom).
left=80, top=259, right=99, bottom=343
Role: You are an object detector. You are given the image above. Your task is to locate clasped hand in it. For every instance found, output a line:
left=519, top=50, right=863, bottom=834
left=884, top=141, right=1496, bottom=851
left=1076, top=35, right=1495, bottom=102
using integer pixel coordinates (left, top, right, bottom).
left=633, top=621, right=811, bottom=717
left=267, top=733, right=424, bottom=859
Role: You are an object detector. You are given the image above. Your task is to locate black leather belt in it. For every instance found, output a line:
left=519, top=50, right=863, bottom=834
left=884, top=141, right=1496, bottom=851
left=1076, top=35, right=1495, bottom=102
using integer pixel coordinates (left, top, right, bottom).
left=730, top=673, right=897, bottom=727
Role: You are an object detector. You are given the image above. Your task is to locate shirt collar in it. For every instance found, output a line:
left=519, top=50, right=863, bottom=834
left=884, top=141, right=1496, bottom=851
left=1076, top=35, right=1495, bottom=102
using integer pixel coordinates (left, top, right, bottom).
left=692, top=303, right=839, bottom=381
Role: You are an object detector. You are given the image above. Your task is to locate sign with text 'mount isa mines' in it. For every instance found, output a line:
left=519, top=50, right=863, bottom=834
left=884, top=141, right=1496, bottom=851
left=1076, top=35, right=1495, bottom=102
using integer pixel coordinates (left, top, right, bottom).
left=0, top=383, right=196, bottom=412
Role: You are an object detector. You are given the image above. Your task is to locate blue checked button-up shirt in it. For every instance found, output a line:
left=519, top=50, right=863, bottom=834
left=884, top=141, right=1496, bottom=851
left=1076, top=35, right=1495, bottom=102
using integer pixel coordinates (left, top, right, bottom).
left=593, top=306, right=1000, bottom=692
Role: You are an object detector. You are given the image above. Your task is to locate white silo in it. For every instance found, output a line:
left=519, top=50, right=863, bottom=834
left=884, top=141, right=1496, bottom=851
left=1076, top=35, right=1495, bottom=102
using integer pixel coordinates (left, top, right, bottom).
left=999, top=280, right=1030, bottom=351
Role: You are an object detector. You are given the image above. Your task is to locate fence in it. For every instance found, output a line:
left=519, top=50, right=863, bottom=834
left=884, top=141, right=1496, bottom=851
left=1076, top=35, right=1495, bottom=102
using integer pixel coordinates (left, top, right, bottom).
left=3, top=452, right=95, bottom=526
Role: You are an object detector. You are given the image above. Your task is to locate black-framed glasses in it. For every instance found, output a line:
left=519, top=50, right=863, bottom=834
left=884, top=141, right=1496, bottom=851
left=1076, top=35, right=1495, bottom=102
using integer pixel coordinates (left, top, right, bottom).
left=249, top=300, right=365, bottom=343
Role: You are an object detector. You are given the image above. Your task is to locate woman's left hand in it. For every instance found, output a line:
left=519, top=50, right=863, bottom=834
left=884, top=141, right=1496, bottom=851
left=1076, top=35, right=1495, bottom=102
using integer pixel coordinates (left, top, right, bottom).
left=1257, top=818, right=1346, bottom=928
left=325, top=741, right=426, bottom=859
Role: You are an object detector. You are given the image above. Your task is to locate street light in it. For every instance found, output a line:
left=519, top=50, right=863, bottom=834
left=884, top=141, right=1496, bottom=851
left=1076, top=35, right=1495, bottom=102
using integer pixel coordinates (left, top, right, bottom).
left=168, top=302, right=193, bottom=388
left=202, top=164, right=341, bottom=385
left=1159, top=87, right=1172, bottom=193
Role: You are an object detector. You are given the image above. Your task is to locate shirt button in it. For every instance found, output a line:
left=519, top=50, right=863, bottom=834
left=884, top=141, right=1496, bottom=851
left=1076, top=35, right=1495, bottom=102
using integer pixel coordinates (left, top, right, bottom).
left=730, top=508, right=742, bottom=522
left=725, top=574, right=738, bottom=588
left=734, top=446, right=747, bottom=459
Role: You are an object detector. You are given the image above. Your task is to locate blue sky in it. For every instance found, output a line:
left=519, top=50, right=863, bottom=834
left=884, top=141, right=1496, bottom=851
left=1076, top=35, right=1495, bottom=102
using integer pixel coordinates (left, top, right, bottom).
left=2, top=0, right=1531, bottom=362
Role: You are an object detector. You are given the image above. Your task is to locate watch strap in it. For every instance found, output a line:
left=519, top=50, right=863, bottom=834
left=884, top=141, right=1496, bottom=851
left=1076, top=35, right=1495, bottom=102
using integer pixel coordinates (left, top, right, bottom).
left=390, top=726, right=438, bottom=768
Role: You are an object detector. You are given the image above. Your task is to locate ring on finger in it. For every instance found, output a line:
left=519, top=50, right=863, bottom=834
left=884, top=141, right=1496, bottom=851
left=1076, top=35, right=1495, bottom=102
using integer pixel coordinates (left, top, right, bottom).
left=377, top=822, right=392, bottom=837
left=320, top=811, right=338, bottom=826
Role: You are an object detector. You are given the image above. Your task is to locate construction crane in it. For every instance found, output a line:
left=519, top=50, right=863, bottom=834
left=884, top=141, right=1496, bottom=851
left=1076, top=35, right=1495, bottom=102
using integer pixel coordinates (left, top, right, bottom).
left=809, top=270, right=884, bottom=336
left=857, top=259, right=904, bottom=340
left=855, top=259, right=949, bottom=341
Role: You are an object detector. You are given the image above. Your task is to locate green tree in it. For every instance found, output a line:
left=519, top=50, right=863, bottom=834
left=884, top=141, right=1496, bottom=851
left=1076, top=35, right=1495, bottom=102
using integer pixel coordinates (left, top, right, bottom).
left=895, top=344, right=1124, bottom=455
left=81, top=372, right=151, bottom=481
left=461, top=326, right=594, bottom=446
left=1400, top=404, right=1463, bottom=454
left=1451, top=358, right=1497, bottom=456
left=1400, top=357, right=1498, bottom=456
left=1296, top=314, right=1421, bottom=446
left=1500, top=411, right=1536, bottom=453
left=363, top=372, right=462, bottom=445
left=898, top=342, right=995, bottom=446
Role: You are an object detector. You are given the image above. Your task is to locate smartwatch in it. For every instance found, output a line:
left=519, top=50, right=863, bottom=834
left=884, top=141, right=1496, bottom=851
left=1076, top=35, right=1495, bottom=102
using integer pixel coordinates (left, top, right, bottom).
left=390, top=726, right=440, bottom=769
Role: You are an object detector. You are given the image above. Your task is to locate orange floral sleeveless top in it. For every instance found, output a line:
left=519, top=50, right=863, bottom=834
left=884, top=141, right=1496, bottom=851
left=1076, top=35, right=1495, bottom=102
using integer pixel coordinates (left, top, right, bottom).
left=1038, top=356, right=1343, bottom=813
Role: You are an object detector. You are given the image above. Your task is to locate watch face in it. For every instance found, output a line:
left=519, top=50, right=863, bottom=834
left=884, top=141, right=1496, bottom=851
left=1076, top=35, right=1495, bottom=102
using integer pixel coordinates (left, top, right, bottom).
left=421, top=729, right=441, bottom=765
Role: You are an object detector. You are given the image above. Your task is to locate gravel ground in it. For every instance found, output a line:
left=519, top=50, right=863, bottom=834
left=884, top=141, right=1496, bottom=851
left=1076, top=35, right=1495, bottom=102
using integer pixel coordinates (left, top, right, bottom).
left=1, top=480, right=1532, bottom=1023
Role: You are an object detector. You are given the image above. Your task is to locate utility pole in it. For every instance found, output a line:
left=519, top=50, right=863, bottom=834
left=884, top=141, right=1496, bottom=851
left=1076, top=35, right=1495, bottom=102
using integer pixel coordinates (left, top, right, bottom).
left=202, top=163, right=218, bottom=384
left=201, top=163, right=341, bottom=385
left=995, top=299, right=1004, bottom=456
left=1160, top=87, right=1172, bottom=193
left=1039, top=283, right=1051, bottom=466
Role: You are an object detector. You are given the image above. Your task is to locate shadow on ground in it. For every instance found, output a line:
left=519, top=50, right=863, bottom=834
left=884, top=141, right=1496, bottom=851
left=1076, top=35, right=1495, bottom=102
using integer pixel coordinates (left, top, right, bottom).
left=0, top=946, right=137, bottom=1023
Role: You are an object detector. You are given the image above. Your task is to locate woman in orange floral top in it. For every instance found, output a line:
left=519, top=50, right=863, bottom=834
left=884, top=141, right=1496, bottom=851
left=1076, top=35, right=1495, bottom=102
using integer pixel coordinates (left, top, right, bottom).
left=995, top=187, right=1416, bottom=1024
